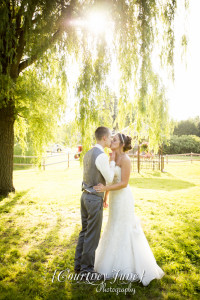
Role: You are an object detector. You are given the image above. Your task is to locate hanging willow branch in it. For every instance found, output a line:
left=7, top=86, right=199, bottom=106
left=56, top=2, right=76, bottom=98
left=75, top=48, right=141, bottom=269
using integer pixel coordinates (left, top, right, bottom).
left=75, top=0, right=183, bottom=154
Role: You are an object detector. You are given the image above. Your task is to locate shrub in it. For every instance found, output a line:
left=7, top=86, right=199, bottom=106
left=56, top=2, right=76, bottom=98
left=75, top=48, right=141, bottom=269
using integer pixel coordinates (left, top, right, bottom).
left=163, top=135, right=200, bottom=154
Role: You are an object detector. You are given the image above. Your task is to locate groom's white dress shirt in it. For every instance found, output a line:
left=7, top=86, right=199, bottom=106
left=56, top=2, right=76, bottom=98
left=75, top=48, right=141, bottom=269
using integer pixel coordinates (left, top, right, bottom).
left=94, top=144, right=115, bottom=185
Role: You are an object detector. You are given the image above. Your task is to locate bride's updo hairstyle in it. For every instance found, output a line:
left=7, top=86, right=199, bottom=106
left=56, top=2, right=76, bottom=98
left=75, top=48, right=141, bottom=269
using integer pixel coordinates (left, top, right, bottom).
left=118, top=133, right=133, bottom=152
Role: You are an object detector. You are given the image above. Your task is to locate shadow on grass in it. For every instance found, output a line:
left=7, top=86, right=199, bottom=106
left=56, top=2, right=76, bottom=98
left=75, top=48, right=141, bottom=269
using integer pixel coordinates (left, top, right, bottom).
left=0, top=190, right=30, bottom=212
left=129, top=178, right=196, bottom=191
left=13, top=165, right=35, bottom=171
left=0, top=216, right=75, bottom=299
left=0, top=215, right=199, bottom=299
left=0, top=218, right=163, bottom=300
left=151, top=217, right=200, bottom=298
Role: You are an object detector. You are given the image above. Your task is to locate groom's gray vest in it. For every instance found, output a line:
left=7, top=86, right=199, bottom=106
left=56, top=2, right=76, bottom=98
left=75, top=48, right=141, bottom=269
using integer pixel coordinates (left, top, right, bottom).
left=82, top=147, right=106, bottom=198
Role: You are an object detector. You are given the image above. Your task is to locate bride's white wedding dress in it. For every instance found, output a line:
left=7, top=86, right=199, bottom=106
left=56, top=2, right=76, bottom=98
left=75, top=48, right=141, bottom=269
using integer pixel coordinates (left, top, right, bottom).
left=94, top=165, right=165, bottom=286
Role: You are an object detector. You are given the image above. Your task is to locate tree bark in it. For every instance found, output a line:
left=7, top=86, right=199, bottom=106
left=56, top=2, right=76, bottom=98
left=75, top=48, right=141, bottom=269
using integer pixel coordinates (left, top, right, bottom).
left=0, top=102, right=15, bottom=197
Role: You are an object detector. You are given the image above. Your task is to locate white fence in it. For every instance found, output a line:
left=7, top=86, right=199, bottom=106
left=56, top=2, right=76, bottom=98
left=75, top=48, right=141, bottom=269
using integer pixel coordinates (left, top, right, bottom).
left=164, top=153, right=200, bottom=163
left=14, top=152, right=79, bottom=170
left=14, top=152, right=200, bottom=171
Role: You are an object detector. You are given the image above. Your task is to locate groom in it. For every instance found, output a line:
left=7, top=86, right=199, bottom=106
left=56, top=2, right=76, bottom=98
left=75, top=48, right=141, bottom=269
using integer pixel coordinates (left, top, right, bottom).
left=74, top=126, right=116, bottom=277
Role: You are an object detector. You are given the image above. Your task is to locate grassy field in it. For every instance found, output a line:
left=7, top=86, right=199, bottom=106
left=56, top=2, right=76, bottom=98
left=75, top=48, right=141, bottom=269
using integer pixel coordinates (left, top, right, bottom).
left=0, top=162, right=199, bottom=299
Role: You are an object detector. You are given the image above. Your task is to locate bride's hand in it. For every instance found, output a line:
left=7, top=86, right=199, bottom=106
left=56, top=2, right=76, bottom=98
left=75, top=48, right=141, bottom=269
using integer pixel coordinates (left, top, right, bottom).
left=109, top=151, right=116, bottom=162
left=93, top=183, right=107, bottom=192
left=103, top=201, right=108, bottom=208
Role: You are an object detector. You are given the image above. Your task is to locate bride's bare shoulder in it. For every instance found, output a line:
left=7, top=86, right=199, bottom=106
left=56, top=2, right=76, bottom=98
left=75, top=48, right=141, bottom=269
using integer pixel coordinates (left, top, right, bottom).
left=121, top=154, right=131, bottom=165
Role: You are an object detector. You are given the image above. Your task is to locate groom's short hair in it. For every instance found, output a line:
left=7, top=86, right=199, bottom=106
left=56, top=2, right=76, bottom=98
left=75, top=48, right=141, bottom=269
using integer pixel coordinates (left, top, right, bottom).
left=95, top=126, right=110, bottom=141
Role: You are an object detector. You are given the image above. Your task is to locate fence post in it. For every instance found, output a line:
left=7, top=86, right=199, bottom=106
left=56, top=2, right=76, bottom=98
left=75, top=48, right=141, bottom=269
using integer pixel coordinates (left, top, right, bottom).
left=158, top=146, right=161, bottom=170
left=68, top=153, right=69, bottom=168
left=42, top=157, right=45, bottom=171
left=161, top=156, right=164, bottom=172
left=137, top=143, right=140, bottom=173
left=166, top=154, right=168, bottom=164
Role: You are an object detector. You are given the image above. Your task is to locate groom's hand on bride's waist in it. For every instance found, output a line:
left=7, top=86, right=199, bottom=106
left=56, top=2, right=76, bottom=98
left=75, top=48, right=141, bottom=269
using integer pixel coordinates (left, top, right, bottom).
left=93, top=183, right=106, bottom=192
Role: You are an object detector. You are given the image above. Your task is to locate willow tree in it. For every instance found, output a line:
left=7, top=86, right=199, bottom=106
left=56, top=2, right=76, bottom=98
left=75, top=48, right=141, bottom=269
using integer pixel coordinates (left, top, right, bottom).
left=75, top=0, right=188, bottom=154
left=0, top=0, right=187, bottom=196
left=0, top=0, right=80, bottom=196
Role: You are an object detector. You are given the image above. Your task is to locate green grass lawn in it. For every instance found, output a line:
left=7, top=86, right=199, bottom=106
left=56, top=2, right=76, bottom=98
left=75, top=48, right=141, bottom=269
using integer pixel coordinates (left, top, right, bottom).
left=0, top=162, right=199, bottom=299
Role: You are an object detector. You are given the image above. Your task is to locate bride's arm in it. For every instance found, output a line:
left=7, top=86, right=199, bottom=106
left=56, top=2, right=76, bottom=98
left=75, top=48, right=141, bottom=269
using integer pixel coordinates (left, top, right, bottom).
left=94, top=157, right=131, bottom=192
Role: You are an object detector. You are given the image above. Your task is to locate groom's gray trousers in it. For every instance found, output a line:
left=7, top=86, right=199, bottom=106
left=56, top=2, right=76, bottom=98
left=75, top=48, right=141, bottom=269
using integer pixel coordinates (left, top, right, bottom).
left=74, top=191, right=103, bottom=272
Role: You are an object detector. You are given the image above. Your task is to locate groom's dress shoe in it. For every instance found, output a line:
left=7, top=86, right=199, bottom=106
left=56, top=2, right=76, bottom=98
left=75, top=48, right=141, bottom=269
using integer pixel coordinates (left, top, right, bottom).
left=74, top=268, right=81, bottom=274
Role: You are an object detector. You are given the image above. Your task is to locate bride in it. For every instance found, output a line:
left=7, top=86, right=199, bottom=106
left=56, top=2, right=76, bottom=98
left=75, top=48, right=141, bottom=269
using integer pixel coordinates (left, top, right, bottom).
left=93, top=133, right=165, bottom=286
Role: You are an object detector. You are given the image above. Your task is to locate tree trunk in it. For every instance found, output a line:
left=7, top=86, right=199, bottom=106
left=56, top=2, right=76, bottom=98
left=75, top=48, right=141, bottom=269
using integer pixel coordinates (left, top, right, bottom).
left=0, top=102, right=15, bottom=197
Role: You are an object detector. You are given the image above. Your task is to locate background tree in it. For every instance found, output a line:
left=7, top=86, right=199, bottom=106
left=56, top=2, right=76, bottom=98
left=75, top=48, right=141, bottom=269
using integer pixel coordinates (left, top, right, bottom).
left=163, top=135, right=200, bottom=154
left=173, top=117, right=200, bottom=137
left=0, top=0, right=79, bottom=196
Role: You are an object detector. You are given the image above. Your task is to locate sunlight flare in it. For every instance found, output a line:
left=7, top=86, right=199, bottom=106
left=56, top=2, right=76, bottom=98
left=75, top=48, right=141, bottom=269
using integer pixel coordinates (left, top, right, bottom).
left=69, top=11, right=114, bottom=36
left=86, top=12, right=107, bottom=34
